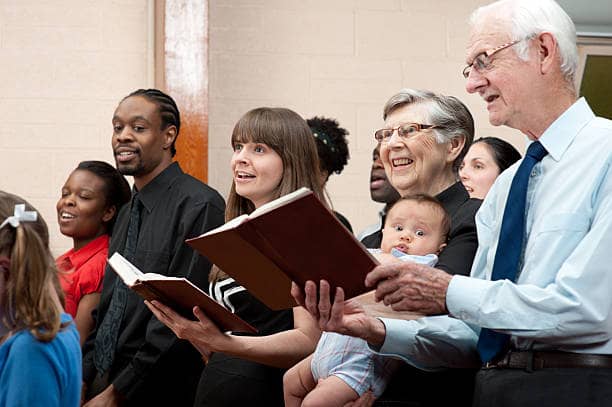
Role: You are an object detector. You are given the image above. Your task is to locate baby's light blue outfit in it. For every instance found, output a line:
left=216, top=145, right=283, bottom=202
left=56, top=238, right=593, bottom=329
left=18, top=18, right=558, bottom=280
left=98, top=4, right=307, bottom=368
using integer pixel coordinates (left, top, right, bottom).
left=311, top=250, right=438, bottom=396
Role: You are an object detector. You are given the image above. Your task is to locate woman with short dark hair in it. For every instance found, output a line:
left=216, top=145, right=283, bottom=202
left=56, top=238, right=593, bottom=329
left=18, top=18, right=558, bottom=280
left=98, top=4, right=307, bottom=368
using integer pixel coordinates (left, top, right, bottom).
left=55, top=160, right=130, bottom=345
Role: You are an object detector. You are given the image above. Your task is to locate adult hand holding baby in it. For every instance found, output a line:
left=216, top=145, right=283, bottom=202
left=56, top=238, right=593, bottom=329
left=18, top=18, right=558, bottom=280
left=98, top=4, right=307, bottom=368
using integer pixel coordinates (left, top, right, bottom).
left=291, top=281, right=387, bottom=347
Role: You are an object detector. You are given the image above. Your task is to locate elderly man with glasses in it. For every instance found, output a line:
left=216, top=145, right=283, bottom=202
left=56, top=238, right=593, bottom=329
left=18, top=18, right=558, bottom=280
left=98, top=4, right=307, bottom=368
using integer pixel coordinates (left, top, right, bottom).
left=295, top=0, right=612, bottom=406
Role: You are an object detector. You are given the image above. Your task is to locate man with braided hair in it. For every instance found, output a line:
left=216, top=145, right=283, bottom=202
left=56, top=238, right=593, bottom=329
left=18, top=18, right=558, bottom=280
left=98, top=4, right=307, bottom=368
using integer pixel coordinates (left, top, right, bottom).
left=82, top=89, right=225, bottom=406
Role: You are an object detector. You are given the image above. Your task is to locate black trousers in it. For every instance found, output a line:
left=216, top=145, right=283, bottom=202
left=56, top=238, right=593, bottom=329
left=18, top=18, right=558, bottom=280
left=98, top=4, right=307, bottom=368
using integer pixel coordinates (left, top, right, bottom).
left=473, top=367, right=612, bottom=407
left=194, top=353, right=285, bottom=406
left=374, top=366, right=476, bottom=406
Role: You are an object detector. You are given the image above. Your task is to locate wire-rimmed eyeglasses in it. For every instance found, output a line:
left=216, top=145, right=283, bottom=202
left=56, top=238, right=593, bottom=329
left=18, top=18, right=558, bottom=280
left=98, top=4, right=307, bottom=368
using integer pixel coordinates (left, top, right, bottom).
left=462, top=38, right=529, bottom=79
left=374, top=123, right=440, bottom=143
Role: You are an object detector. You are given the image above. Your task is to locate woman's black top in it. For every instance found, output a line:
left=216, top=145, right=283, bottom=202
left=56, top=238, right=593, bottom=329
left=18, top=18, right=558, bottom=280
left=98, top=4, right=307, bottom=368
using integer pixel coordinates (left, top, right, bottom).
left=194, top=277, right=293, bottom=406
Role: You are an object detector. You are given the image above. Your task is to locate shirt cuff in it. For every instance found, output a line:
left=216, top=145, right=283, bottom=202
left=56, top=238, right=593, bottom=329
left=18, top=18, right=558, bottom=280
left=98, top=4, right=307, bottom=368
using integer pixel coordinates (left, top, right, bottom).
left=374, top=317, right=418, bottom=356
left=112, top=365, right=141, bottom=400
left=447, top=275, right=490, bottom=321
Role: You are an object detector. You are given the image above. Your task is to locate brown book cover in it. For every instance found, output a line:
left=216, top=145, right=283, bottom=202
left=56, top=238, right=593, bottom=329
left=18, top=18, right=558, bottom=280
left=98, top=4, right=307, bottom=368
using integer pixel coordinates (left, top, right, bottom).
left=107, top=252, right=257, bottom=333
left=186, top=188, right=379, bottom=310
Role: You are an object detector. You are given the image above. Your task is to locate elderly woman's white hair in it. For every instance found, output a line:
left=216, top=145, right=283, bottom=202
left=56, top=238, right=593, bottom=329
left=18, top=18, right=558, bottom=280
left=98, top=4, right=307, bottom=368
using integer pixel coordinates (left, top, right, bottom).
left=383, top=89, right=475, bottom=174
left=470, top=0, right=578, bottom=90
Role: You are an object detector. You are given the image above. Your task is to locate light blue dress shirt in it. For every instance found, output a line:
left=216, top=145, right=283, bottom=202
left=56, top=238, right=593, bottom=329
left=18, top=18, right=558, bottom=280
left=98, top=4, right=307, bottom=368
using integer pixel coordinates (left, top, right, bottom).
left=374, top=98, right=612, bottom=370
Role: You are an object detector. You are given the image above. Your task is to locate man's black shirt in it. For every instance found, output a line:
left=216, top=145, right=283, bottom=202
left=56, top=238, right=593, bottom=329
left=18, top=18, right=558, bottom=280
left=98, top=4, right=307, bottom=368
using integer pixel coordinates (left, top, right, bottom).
left=82, top=162, right=225, bottom=405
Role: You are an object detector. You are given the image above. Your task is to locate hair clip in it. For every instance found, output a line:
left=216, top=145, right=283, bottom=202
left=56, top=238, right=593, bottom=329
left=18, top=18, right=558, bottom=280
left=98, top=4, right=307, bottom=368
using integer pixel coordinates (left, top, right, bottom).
left=0, top=204, right=37, bottom=230
left=313, top=131, right=337, bottom=153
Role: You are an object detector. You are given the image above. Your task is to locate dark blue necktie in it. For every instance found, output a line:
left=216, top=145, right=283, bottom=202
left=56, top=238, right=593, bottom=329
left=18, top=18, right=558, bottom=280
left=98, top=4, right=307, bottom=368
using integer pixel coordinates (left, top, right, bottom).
left=94, top=194, right=142, bottom=374
left=477, top=141, right=548, bottom=363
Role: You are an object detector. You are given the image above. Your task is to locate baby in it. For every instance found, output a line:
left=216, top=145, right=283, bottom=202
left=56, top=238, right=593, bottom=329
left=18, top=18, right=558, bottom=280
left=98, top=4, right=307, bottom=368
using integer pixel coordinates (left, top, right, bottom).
left=284, top=194, right=450, bottom=406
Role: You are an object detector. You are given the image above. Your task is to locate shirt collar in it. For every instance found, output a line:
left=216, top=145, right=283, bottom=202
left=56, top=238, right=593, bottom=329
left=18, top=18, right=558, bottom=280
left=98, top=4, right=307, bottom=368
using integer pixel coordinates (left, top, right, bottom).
left=537, top=97, right=595, bottom=162
left=58, top=234, right=108, bottom=271
left=136, top=162, right=183, bottom=213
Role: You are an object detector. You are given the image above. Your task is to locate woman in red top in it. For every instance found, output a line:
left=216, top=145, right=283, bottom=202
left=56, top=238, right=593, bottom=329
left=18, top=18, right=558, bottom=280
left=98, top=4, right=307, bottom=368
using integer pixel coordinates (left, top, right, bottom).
left=56, top=161, right=130, bottom=345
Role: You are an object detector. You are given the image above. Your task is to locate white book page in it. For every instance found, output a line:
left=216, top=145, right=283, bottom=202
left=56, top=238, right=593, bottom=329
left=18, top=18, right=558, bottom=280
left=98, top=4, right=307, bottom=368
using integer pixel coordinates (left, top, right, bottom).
left=108, top=253, right=183, bottom=285
left=108, top=253, right=144, bottom=286
left=195, top=188, right=311, bottom=239
left=200, top=214, right=249, bottom=237
left=249, top=187, right=311, bottom=218
left=140, top=273, right=183, bottom=281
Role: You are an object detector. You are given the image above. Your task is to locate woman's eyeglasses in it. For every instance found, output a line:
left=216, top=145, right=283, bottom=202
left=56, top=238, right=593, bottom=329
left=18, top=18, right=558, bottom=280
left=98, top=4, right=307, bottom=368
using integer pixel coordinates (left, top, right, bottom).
left=374, top=123, right=439, bottom=143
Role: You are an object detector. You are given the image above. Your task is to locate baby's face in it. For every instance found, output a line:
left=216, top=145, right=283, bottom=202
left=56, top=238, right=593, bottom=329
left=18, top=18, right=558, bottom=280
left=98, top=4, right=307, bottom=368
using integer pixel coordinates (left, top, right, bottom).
left=380, top=200, right=446, bottom=256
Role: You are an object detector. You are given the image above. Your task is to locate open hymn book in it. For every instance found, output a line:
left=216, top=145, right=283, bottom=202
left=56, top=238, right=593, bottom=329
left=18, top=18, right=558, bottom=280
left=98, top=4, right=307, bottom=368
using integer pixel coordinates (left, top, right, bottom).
left=187, top=188, right=379, bottom=310
left=107, top=252, right=257, bottom=333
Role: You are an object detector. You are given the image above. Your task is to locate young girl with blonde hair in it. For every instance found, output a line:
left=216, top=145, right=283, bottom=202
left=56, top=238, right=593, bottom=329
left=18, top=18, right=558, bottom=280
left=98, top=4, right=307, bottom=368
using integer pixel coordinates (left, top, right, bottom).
left=0, top=191, right=81, bottom=406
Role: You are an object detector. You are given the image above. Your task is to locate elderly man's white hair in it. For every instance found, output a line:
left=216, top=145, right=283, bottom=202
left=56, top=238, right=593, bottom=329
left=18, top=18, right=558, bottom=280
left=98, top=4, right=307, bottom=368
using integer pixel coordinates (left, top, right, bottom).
left=470, top=0, right=578, bottom=89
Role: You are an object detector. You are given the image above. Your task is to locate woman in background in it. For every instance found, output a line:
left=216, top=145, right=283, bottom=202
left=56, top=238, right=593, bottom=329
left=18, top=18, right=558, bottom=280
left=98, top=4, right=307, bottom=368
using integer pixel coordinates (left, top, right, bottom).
left=56, top=161, right=130, bottom=344
left=307, top=116, right=353, bottom=232
left=0, top=191, right=81, bottom=406
left=459, top=137, right=521, bottom=199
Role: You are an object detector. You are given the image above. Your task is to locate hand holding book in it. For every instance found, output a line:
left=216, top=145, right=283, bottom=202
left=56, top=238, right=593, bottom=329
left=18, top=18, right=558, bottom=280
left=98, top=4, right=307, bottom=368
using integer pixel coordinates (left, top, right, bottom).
left=144, top=299, right=225, bottom=363
left=187, top=188, right=378, bottom=310
left=108, top=253, right=257, bottom=333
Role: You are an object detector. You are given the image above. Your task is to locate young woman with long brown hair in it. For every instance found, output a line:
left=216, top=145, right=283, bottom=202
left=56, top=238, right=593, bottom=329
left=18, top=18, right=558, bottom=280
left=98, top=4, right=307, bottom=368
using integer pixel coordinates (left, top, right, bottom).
left=147, top=107, right=326, bottom=406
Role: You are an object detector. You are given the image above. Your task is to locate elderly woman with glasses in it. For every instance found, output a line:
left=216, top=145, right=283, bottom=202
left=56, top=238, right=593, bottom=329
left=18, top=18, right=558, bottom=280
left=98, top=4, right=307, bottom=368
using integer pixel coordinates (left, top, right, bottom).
left=293, top=89, right=481, bottom=406
left=361, top=88, right=480, bottom=276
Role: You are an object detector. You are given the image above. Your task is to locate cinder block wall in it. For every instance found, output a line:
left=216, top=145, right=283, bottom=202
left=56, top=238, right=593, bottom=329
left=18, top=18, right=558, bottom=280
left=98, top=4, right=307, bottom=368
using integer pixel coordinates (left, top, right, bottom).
left=2, top=0, right=525, bottom=255
left=207, top=0, right=524, bottom=236
left=0, top=1, right=151, bottom=255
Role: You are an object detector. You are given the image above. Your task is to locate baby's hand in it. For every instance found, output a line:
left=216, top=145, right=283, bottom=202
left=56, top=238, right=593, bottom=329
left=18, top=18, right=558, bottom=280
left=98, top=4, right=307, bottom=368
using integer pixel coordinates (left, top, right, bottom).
left=372, top=252, right=402, bottom=265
